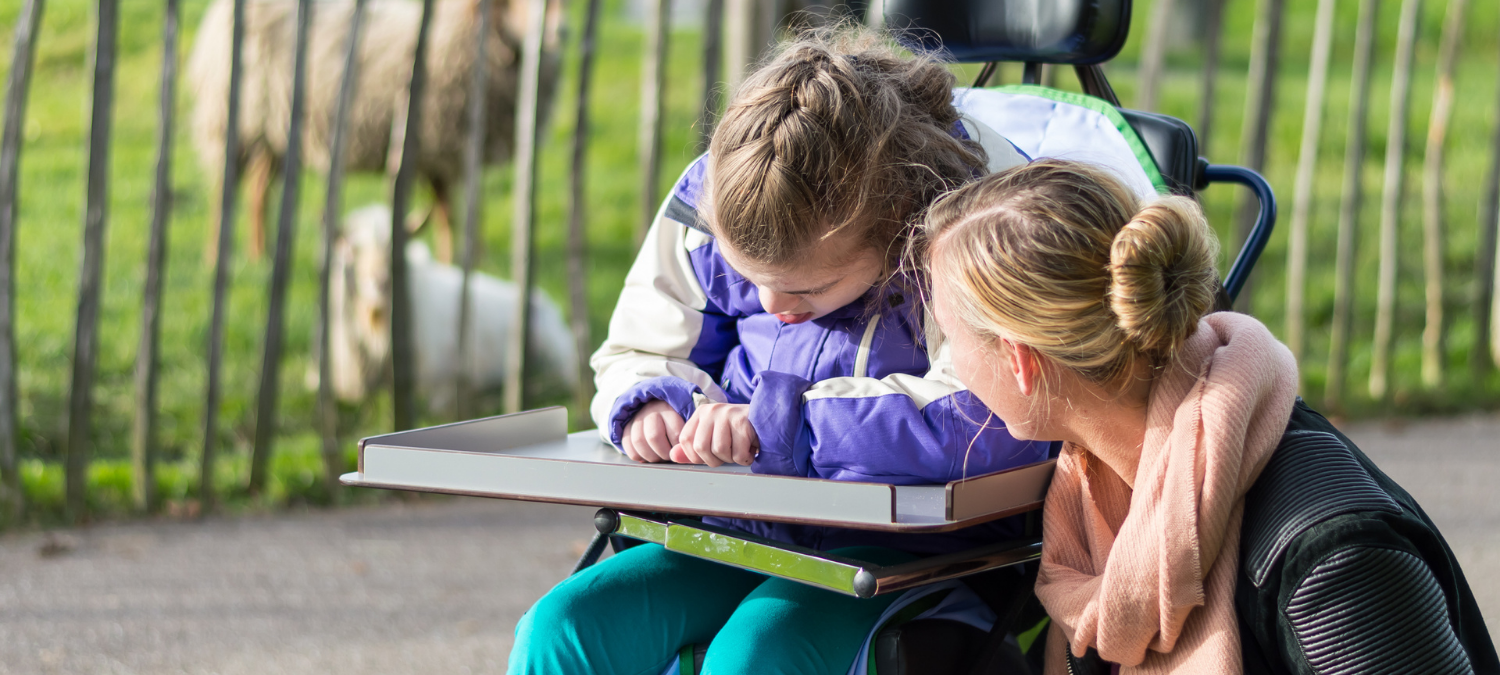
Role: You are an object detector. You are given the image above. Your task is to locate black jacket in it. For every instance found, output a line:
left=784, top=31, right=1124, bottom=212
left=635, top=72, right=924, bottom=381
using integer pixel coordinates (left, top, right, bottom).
left=1235, top=401, right=1497, bottom=674
left=1069, top=401, right=1499, bottom=674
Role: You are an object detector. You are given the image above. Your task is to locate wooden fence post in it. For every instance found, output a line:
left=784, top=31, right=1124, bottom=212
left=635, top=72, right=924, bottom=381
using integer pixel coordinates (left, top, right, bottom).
left=1136, top=0, right=1175, bottom=112
left=0, top=0, right=45, bottom=521
left=389, top=0, right=436, bottom=431
left=1493, top=224, right=1500, bottom=369
left=1234, top=0, right=1285, bottom=312
left=132, top=0, right=180, bottom=513
left=201, top=0, right=249, bottom=514
left=1419, top=0, right=1470, bottom=389
left=725, top=0, right=772, bottom=97
left=249, top=0, right=315, bottom=494
left=1284, top=0, right=1337, bottom=365
left=637, top=0, right=670, bottom=245
left=1370, top=0, right=1422, bottom=401
left=455, top=0, right=493, bottom=422
left=568, top=0, right=604, bottom=419
left=1478, top=31, right=1500, bottom=374
left=1197, top=0, right=1224, bottom=155
left=502, top=0, right=550, bottom=414
left=316, top=0, right=368, bottom=498
left=66, top=0, right=121, bottom=523
left=1325, top=0, right=1380, bottom=412
left=699, top=0, right=725, bottom=151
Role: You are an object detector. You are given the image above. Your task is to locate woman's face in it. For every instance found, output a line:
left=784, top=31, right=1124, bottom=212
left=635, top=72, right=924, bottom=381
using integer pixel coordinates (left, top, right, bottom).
left=719, top=233, right=885, bottom=324
left=931, top=279, right=1045, bottom=441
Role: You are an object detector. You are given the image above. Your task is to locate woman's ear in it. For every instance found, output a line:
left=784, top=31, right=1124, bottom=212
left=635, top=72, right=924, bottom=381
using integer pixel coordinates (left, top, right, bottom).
left=1007, top=340, right=1040, bottom=398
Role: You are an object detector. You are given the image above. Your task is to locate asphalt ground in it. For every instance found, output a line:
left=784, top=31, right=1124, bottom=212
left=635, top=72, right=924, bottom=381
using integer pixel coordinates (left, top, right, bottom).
left=2, top=413, right=1497, bottom=674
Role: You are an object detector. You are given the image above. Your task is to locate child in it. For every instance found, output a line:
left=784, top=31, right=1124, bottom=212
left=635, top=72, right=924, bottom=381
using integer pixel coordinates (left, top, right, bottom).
left=509, top=27, right=1051, bottom=675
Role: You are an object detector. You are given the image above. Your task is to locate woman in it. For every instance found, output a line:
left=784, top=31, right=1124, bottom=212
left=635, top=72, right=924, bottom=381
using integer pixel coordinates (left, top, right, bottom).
left=923, top=159, right=1499, bottom=674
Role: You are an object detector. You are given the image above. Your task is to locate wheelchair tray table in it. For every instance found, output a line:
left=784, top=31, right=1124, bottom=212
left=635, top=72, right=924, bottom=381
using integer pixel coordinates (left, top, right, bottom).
left=341, top=407, right=1055, bottom=533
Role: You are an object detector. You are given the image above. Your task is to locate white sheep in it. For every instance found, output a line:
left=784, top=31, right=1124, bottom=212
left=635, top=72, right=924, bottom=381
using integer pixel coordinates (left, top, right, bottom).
left=187, top=0, right=563, bottom=263
left=324, top=204, right=577, bottom=413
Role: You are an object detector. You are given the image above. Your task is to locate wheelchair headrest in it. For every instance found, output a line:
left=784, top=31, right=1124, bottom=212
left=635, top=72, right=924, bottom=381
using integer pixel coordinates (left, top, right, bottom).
left=882, top=0, right=1132, bottom=65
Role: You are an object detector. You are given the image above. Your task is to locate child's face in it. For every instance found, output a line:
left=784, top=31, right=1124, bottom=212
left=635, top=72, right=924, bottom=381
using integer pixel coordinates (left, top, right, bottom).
left=719, top=233, right=885, bottom=324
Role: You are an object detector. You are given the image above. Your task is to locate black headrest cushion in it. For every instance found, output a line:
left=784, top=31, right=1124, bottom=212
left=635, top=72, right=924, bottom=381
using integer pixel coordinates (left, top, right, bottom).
left=883, top=0, right=1133, bottom=65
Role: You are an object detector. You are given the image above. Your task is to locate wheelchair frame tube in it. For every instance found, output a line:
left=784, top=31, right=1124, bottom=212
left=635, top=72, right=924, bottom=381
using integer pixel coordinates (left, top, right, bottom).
left=1205, top=164, right=1278, bottom=303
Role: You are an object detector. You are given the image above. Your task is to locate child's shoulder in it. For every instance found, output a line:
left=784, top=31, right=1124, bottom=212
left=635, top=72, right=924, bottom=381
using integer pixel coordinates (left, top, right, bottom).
left=662, top=155, right=712, bottom=236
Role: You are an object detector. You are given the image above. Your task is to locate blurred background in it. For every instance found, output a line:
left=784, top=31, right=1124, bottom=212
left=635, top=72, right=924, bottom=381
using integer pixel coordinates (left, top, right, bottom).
left=0, top=0, right=1497, bottom=527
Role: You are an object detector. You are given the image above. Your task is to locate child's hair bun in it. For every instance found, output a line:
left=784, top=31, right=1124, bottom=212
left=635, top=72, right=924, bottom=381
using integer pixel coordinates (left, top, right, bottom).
left=1107, top=197, right=1219, bottom=356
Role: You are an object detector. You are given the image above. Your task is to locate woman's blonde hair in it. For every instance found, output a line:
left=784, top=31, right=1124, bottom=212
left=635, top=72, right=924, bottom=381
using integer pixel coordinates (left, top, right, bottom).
left=926, top=159, right=1220, bottom=388
left=706, top=24, right=987, bottom=273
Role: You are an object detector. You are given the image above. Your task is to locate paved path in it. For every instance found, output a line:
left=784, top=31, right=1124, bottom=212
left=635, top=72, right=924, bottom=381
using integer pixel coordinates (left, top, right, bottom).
left=2, top=413, right=1497, bottom=674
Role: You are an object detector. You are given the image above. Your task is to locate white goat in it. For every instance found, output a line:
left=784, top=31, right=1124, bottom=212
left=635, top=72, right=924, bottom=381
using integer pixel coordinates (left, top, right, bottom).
left=188, top=0, right=563, bottom=263
left=324, top=205, right=577, bottom=413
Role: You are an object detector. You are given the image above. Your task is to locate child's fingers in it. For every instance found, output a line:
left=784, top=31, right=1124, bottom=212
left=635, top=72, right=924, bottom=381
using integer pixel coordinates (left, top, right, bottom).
left=711, top=418, right=734, bottom=466
left=641, top=414, right=673, bottom=462
left=625, top=422, right=651, bottom=462
left=731, top=418, right=757, bottom=466
left=669, top=444, right=695, bottom=464
left=621, top=431, right=642, bottom=462
left=680, top=443, right=706, bottom=464
left=663, top=407, right=685, bottom=440
left=677, top=413, right=699, bottom=451
left=691, top=413, right=723, bottom=467
left=678, top=414, right=715, bottom=466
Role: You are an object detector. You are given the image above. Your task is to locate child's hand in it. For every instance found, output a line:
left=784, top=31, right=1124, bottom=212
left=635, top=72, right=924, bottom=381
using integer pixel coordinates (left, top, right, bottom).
left=675, top=403, right=759, bottom=467
left=622, top=400, right=684, bottom=463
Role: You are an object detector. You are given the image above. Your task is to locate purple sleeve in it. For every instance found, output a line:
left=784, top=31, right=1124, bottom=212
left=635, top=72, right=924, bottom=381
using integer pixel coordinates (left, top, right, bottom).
left=747, top=372, right=815, bottom=476
left=606, top=376, right=701, bottom=450
left=748, top=372, right=1052, bottom=484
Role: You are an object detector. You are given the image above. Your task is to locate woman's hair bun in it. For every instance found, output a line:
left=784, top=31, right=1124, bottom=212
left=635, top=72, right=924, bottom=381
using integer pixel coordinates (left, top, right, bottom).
left=1107, top=197, right=1219, bottom=355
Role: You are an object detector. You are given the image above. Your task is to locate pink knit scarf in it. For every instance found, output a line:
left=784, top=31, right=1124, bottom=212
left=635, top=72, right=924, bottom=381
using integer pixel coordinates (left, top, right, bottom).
left=1035, top=313, right=1299, bottom=674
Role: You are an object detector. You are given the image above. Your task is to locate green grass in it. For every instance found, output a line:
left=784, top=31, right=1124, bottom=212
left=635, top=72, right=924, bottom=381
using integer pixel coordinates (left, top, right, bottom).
left=1, top=0, right=1498, bottom=524
left=0, top=0, right=716, bottom=524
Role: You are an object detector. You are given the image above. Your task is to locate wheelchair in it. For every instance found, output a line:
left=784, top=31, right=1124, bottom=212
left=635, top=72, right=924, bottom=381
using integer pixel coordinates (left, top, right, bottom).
left=344, top=1, right=1279, bottom=673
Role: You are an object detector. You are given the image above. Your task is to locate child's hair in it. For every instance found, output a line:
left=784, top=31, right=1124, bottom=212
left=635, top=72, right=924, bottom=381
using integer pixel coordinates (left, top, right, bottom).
left=925, top=159, right=1220, bottom=389
left=705, top=24, right=987, bottom=274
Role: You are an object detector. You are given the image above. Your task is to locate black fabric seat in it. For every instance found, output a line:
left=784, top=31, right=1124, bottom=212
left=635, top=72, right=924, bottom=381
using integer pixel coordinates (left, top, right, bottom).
left=875, top=619, right=989, bottom=674
left=1119, top=108, right=1201, bottom=196
left=872, top=562, right=1046, bottom=675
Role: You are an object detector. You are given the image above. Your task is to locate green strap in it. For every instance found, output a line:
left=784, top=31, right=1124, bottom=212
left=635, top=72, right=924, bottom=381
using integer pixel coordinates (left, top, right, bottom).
left=988, top=84, right=1169, bottom=193
left=1017, top=616, right=1050, bottom=654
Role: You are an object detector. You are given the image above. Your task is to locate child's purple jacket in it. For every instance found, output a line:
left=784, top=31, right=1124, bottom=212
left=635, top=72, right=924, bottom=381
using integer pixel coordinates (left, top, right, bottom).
left=589, top=115, right=1056, bottom=555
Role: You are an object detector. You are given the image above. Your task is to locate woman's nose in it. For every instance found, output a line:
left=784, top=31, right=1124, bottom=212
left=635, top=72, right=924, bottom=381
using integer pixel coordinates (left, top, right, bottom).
left=760, top=289, right=803, bottom=315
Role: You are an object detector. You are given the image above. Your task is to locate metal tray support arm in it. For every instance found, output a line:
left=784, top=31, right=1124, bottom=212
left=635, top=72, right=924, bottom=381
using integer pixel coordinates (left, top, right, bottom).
left=584, top=509, right=1042, bottom=599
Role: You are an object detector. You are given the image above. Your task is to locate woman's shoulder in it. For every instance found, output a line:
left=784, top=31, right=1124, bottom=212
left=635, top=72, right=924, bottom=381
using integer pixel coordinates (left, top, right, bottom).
left=1237, top=402, right=1498, bottom=674
left=1238, top=401, right=1407, bottom=587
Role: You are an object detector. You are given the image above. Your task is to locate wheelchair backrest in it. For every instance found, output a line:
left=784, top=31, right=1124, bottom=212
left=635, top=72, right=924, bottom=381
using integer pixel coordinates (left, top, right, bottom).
left=886, top=0, right=1201, bottom=197
left=882, top=0, right=1132, bottom=65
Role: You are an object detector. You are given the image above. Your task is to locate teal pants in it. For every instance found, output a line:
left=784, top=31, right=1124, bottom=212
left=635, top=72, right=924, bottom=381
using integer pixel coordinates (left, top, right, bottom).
left=507, top=543, right=917, bottom=675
